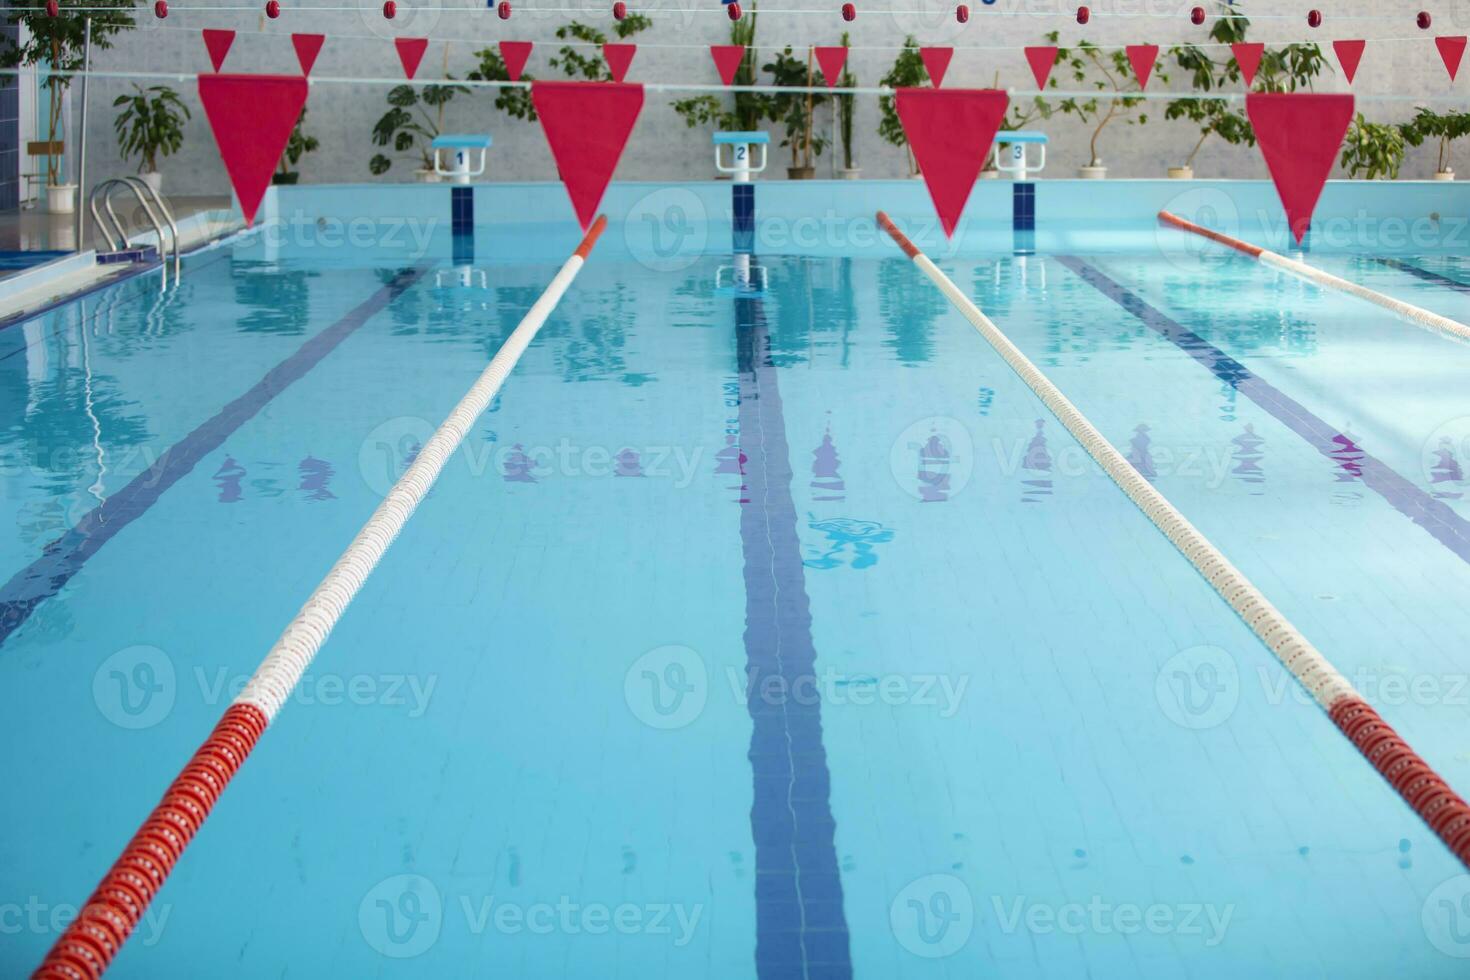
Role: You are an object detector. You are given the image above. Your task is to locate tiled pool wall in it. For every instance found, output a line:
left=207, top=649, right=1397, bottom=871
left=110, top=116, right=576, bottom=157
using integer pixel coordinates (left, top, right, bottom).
left=255, top=180, right=1470, bottom=261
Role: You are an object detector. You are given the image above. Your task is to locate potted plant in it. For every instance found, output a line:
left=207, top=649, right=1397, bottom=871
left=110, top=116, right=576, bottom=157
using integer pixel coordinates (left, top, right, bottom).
left=1341, top=113, right=1406, bottom=180
left=763, top=46, right=827, bottom=179
left=273, top=108, right=318, bottom=185
left=1037, top=32, right=1163, bottom=179
left=369, top=80, right=470, bottom=182
left=671, top=4, right=763, bottom=156
left=1400, top=106, right=1470, bottom=180
left=112, top=85, right=189, bottom=195
left=836, top=32, right=859, bottom=179
left=1, top=0, right=136, bottom=213
left=878, top=37, right=927, bottom=177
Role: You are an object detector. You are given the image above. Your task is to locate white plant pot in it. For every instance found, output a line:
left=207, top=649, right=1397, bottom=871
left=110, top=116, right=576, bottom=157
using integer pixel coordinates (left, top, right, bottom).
left=139, top=171, right=163, bottom=195
left=1168, top=166, right=1194, bottom=180
left=46, top=184, right=77, bottom=214
left=414, top=168, right=443, bottom=184
left=1434, top=169, right=1456, bottom=181
left=838, top=167, right=861, bottom=180
left=1078, top=165, right=1107, bottom=180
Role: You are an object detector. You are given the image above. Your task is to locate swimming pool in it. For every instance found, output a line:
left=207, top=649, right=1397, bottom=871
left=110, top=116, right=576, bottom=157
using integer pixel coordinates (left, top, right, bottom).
left=4, top=181, right=1470, bottom=978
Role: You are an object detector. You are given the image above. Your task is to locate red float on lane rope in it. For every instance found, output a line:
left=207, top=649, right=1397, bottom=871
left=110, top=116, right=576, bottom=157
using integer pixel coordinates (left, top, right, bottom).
left=1076, top=5, right=1089, bottom=25
left=153, top=1, right=167, bottom=18
left=841, top=2, right=855, bottom=20
left=266, top=0, right=280, bottom=17
left=727, top=1, right=741, bottom=20
left=955, top=3, right=968, bottom=23
left=498, top=1, right=511, bottom=19
left=383, top=0, right=396, bottom=18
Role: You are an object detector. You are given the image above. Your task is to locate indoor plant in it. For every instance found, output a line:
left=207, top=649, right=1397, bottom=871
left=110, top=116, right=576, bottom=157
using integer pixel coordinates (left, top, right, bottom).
left=1400, top=106, right=1470, bottom=180
left=835, top=32, right=858, bottom=179
left=468, top=47, right=538, bottom=122
left=1036, top=32, right=1162, bottom=179
left=764, top=45, right=827, bottom=179
left=1, top=0, right=136, bottom=212
left=112, top=84, right=190, bottom=194
left=878, top=37, right=927, bottom=177
left=369, top=80, right=470, bottom=182
left=1341, top=113, right=1406, bottom=180
left=274, top=108, right=318, bottom=185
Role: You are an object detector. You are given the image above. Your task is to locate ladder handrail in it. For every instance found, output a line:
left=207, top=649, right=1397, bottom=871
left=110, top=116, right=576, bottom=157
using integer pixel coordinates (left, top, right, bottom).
left=84, top=178, right=180, bottom=288
left=86, top=182, right=127, bottom=252
left=121, top=177, right=181, bottom=282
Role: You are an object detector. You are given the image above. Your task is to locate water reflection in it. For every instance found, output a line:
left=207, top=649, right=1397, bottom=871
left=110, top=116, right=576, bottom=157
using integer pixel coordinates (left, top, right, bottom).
left=1021, top=420, right=1053, bottom=504
left=1231, top=425, right=1266, bottom=495
left=803, top=517, right=894, bottom=571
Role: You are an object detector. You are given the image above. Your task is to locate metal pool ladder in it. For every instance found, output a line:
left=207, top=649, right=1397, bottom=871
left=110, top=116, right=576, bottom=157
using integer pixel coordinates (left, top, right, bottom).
left=87, top=177, right=182, bottom=287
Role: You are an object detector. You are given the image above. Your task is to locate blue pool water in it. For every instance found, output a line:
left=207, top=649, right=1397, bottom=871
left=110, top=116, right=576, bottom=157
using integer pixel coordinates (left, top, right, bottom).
left=2, top=210, right=1470, bottom=978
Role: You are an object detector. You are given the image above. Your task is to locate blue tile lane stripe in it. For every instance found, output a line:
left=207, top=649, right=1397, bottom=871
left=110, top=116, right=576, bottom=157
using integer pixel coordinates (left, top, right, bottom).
left=1370, top=257, right=1470, bottom=296
left=1057, top=255, right=1470, bottom=567
left=0, top=264, right=433, bottom=649
left=733, top=293, right=852, bottom=979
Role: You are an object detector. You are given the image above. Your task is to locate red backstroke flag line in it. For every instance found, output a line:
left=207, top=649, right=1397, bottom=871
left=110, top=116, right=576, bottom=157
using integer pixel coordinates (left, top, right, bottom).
left=1024, top=46, right=1056, bottom=89
left=532, top=81, right=644, bottom=229
left=895, top=88, right=1009, bottom=238
left=710, top=44, right=745, bottom=85
left=500, top=41, right=533, bottom=81
left=1246, top=92, right=1355, bottom=245
left=1333, top=39, right=1365, bottom=83
left=920, top=46, right=953, bottom=87
left=813, top=46, right=847, bottom=88
left=202, top=29, right=234, bottom=72
left=394, top=37, right=428, bottom=79
left=291, top=33, right=325, bottom=75
left=1232, top=42, right=1263, bottom=86
left=198, top=74, right=310, bottom=227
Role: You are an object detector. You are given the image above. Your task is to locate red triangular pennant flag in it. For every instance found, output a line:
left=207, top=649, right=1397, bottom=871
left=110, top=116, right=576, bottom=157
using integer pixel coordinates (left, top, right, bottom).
left=920, top=47, right=953, bottom=87
left=500, top=41, right=533, bottom=82
left=202, top=29, right=235, bottom=72
left=1231, top=42, right=1263, bottom=87
left=1024, top=46, right=1057, bottom=89
left=813, top=46, right=847, bottom=88
left=710, top=44, right=745, bottom=85
left=395, top=37, right=428, bottom=79
left=1333, top=39, right=1365, bottom=83
left=1127, top=45, right=1159, bottom=89
left=1437, top=36, right=1467, bottom=80
left=895, top=88, right=1009, bottom=238
left=603, top=43, right=636, bottom=82
left=198, top=74, right=309, bottom=227
left=292, top=33, right=325, bottom=76
left=1246, top=92, right=1354, bottom=244
left=531, top=81, right=644, bottom=229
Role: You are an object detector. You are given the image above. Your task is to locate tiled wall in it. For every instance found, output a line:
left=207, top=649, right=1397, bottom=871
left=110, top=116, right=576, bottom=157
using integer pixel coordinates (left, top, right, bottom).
left=0, top=23, right=19, bottom=211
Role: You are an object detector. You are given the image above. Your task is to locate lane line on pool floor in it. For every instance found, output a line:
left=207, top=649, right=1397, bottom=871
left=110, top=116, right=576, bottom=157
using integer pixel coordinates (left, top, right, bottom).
left=1055, top=255, right=1470, bottom=570
left=733, top=292, right=852, bottom=979
left=0, top=260, right=432, bottom=649
left=877, top=211, right=1470, bottom=873
left=1157, top=211, right=1470, bottom=347
left=1370, top=256, right=1470, bottom=296
left=33, top=219, right=608, bottom=980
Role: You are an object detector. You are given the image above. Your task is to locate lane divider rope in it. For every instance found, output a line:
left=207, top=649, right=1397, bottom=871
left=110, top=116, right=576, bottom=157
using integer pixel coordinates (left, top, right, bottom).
left=1158, top=210, right=1470, bottom=347
left=33, top=215, right=608, bottom=980
left=876, top=209, right=1470, bottom=871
